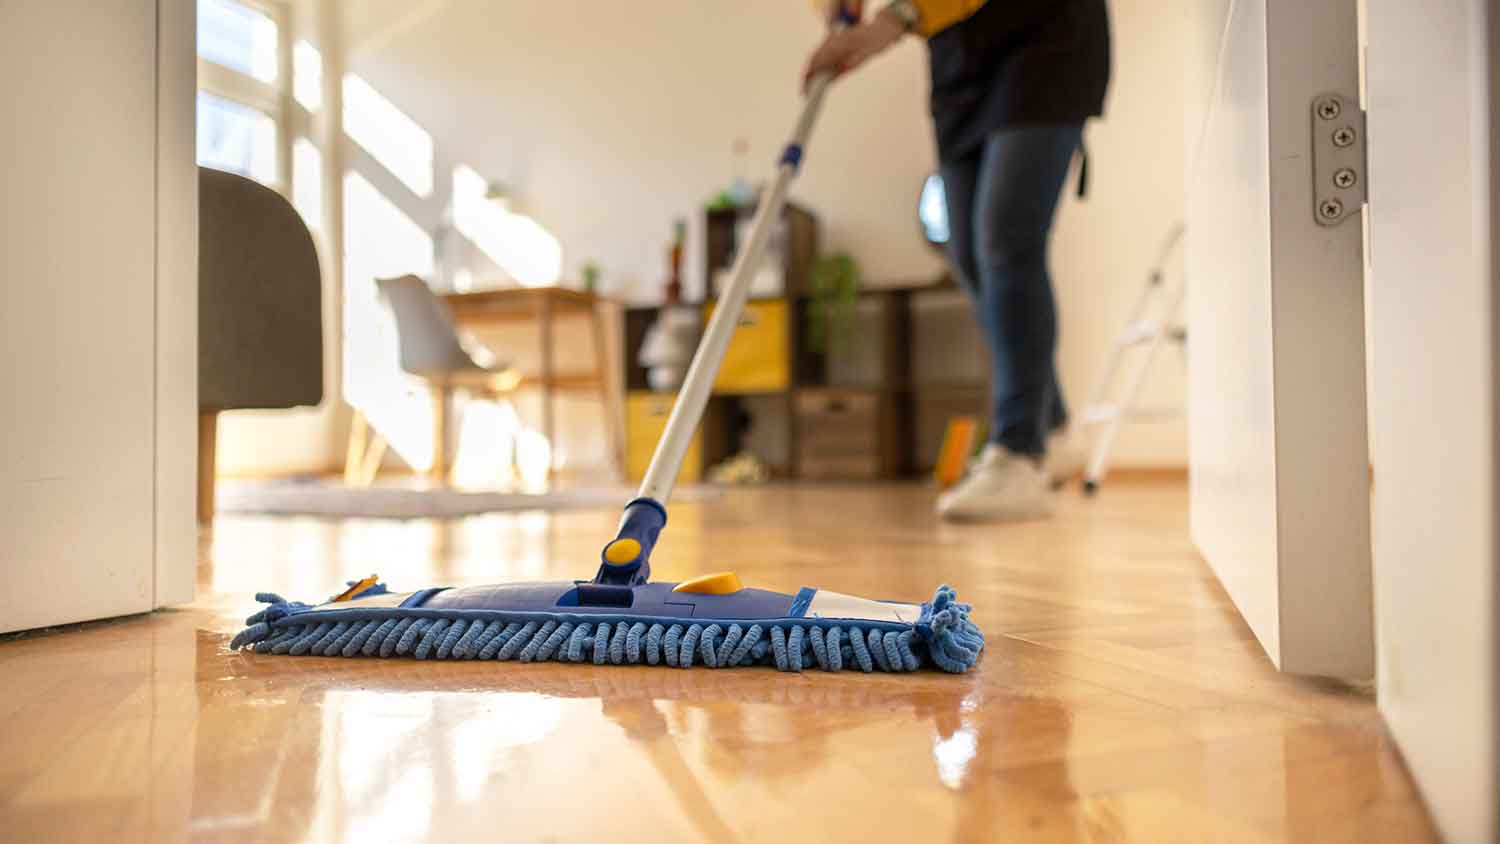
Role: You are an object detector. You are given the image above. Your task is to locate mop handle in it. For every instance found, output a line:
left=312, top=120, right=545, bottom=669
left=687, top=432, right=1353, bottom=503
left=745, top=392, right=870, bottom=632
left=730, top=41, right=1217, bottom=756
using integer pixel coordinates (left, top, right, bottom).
left=635, top=70, right=840, bottom=506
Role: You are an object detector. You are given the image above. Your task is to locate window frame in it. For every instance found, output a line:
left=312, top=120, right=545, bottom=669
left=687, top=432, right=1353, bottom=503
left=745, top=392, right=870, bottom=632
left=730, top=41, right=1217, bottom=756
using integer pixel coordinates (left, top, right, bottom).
left=196, top=0, right=292, bottom=193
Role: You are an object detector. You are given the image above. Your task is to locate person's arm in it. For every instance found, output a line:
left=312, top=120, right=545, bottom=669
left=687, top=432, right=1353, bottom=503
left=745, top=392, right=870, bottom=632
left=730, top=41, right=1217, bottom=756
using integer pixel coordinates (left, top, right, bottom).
left=801, top=1, right=921, bottom=92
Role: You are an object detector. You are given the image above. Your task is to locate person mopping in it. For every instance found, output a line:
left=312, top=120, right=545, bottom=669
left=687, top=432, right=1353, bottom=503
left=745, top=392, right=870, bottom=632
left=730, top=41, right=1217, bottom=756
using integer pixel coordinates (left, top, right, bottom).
left=804, top=0, right=1111, bottom=521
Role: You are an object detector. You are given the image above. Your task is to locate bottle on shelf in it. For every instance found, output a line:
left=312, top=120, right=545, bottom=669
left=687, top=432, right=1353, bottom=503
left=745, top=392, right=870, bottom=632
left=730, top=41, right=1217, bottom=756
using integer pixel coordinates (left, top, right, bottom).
left=639, top=219, right=699, bottom=391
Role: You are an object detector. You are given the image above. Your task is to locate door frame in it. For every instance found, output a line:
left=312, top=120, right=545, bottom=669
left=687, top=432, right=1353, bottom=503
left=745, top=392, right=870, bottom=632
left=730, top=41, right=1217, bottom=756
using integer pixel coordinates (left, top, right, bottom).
left=1186, top=0, right=1373, bottom=678
left=155, top=0, right=199, bottom=608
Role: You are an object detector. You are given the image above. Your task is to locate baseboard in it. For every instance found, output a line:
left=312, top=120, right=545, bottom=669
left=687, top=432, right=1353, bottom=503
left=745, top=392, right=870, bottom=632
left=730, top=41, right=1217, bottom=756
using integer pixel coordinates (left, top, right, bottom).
left=1095, top=466, right=1189, bottom=483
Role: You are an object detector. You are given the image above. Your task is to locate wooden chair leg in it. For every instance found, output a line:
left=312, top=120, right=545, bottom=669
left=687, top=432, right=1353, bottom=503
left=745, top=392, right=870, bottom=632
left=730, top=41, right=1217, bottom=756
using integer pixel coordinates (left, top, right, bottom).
left=344, top=409, right=388, bottom=488
left=359, top=432, right=388, bottom=487
left=197, top=410, right=218, bottom=524
left=344, top=409, right=369, bottom=486
left=431, top=383, right=452, bottom=484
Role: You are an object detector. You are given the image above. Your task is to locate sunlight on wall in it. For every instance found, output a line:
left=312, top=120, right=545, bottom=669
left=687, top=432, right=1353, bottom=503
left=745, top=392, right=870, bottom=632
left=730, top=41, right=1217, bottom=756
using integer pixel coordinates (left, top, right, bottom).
left=343, top=170, right=436, bottom=471
left=336, top=77, right=565, bottom=481
left=451, top=400, right=514, bottom=490
left=293, top=40, right=322, bottom=111
left=293, top=137, right=322, bottom=232
left=451, top=164, right=562, bottom=287
left=450, top=400, right=555, bottom=492
left=344, top=73, right=434, bottom=197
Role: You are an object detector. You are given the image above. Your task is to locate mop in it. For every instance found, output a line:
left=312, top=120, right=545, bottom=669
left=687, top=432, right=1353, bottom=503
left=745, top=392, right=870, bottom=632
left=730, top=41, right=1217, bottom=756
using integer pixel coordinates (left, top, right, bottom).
left=229, top=16, right=985, bottom=675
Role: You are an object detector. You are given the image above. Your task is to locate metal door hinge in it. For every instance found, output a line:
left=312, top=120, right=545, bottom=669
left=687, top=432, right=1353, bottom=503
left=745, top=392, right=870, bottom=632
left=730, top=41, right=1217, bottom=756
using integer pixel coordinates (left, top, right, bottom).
left=1312, top=93, right=1368, bottom=226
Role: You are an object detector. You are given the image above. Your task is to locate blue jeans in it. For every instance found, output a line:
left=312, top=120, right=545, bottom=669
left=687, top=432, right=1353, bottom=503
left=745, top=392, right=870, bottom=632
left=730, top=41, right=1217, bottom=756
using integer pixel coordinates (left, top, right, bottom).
left=940, top=124, right=1082, bottom=456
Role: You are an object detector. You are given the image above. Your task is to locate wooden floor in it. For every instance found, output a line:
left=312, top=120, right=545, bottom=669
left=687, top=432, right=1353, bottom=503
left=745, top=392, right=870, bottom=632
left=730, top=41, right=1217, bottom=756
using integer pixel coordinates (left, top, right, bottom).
left=0, top=482, right=1435, bottom=842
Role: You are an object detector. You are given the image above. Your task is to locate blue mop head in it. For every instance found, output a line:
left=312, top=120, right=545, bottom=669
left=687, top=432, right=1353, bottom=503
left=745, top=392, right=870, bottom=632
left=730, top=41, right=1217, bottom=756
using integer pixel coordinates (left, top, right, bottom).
left=229, top=498, right=985, bottom=674
left=228, top=580, right=983, bottom=674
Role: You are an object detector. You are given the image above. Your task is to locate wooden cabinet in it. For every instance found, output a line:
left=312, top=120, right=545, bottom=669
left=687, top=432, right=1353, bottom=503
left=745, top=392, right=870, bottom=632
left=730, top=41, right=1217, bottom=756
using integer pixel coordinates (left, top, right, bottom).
left=796, top=389, right=882, bottom=480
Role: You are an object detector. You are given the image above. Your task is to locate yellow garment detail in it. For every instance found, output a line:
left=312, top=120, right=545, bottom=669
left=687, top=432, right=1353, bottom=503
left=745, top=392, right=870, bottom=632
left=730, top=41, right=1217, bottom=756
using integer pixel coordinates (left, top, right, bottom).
left=911, top=0, right=988, bottom=37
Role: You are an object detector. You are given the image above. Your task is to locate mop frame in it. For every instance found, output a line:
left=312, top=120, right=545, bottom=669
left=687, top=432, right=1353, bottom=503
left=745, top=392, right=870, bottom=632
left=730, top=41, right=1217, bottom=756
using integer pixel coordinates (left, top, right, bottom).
left=230, top=583, right=982, bottom=673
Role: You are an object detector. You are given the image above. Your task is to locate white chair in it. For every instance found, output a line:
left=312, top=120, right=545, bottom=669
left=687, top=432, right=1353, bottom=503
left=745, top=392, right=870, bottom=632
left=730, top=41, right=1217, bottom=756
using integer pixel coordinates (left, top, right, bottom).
left=344, top=275, right=520, bottom=486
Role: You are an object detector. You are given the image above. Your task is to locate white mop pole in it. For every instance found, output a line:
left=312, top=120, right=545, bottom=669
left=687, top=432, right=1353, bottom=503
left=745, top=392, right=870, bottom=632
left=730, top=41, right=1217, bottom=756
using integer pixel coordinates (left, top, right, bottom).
left=635, top=71, right=838, bottom=505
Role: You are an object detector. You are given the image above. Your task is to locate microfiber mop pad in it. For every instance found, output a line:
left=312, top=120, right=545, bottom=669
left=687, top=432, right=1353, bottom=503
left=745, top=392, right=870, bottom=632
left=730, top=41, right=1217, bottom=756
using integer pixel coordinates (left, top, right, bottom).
left=229, top=571, right=984, bottom=674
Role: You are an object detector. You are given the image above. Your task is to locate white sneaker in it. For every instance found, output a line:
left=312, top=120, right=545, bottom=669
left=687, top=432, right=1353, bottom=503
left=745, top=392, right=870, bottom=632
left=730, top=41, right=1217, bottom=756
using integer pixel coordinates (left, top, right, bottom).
left=937, top=444, right=1056, bottom=522
left=1045, top=427, right=1086, bottom=487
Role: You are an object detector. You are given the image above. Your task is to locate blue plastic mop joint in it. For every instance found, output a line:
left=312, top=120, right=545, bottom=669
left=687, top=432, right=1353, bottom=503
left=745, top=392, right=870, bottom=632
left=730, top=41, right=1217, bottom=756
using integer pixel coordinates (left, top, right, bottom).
left=594, top=497, right=667, bottom=586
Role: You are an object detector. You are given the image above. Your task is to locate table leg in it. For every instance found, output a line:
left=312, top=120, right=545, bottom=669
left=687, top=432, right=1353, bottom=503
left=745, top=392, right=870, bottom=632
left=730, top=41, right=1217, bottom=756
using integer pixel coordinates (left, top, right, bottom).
left=591, top=302, right=624, bottom=478
left=540, top=295, right=556, bottom=477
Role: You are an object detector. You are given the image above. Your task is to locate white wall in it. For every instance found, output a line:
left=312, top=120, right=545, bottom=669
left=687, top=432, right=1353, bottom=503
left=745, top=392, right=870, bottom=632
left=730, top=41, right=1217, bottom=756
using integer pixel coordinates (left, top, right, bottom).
left=1054, top=0, right=1190, bottom=466
left=338, top=0, right=1190, bottom=470
left=1366, top=0, right=1498, bottom=839
left=157, top=0, right=200, bottom=606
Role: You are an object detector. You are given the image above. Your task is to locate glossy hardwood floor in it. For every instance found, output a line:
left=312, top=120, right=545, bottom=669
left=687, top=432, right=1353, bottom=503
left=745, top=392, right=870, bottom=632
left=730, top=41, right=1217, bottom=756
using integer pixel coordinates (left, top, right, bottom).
left=0, top=482, right=1435, bottom=843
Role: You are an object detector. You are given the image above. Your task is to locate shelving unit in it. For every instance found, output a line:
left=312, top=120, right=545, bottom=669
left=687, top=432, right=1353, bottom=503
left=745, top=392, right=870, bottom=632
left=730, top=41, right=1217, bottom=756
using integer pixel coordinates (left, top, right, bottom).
left=622, top=199, right=990, bottom=482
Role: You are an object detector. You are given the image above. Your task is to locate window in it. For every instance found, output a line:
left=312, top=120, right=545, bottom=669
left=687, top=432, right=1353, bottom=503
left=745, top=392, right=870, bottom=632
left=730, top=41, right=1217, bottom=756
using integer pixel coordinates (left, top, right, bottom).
left=198, top=0, right=278, bottom=83
left=196, top=0, right=286, bottom=188
left=197, top=92, right=278, bottom=184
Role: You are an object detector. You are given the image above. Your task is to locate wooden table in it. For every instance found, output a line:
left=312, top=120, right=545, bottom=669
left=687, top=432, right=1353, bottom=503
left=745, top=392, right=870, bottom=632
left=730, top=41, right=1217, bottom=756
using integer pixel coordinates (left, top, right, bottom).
left=442, top=286, right=623, bottom=476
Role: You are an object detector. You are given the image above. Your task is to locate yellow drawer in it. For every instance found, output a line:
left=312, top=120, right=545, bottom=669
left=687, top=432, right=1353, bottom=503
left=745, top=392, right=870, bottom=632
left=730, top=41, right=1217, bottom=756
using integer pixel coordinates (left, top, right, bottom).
left=703, top=299, right=789, bottom=393
left=625, top=391, right=701, bottom=483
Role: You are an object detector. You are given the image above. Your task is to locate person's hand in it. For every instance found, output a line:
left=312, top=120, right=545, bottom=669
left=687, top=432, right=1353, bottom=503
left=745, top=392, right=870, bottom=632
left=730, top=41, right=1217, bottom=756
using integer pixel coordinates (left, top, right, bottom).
left=801, top=14, right=907, bottom=93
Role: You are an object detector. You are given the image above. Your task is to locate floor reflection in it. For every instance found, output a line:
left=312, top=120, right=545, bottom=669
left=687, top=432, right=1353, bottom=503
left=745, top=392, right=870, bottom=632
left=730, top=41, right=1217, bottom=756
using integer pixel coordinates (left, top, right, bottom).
left=190, top=643, right=1002, bottom=843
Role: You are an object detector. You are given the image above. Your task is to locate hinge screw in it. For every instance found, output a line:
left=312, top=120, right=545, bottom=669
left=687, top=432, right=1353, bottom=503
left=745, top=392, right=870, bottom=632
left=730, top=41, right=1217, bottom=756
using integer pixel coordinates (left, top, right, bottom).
left=1333, top=168, right=1358, bottom=189
left=1316, top=98, right=1341, bottom=120
left=1332, top=126, right=1357, bottom=147
left=1319, top=198, right=1345, bottom=221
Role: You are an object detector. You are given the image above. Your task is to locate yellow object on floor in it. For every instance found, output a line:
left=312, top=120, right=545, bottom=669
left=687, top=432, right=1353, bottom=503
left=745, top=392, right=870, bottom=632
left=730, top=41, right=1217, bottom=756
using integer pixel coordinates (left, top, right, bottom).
left=934, top=415, right=979, bottom=489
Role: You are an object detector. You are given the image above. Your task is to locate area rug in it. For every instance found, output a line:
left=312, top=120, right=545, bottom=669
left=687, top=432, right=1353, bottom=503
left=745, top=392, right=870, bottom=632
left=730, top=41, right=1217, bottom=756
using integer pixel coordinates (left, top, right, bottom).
left=215, top=479, right=721, bottom=520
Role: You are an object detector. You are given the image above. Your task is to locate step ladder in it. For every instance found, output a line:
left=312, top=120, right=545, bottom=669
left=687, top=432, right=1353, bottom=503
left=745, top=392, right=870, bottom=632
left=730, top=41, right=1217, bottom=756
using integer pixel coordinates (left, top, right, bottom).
left=1076, top=223, right=1187, bottom=494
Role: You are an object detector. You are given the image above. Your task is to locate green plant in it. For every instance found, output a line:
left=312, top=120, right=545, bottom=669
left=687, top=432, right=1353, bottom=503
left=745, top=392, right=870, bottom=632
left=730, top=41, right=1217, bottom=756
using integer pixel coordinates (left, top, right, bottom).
left=806, top=252, right=860, bottom=355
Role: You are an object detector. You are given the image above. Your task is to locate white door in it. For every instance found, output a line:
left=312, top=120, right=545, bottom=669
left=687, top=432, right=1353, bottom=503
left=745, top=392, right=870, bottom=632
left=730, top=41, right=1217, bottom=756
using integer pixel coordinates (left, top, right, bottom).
left=0, top=1, right=197, bottom=633
left=1184, top=0, right=1373, bottom=677
left=1365, top=0, right=1497, bottom=839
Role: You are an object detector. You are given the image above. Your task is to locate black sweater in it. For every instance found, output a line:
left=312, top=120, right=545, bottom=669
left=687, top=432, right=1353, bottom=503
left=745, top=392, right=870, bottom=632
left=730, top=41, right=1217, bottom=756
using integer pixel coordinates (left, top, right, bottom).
left=926, top=0, right=1111, bottom=162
